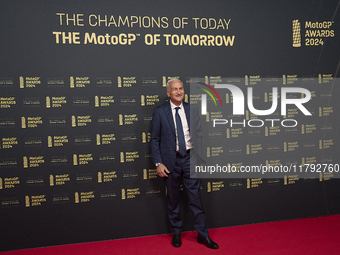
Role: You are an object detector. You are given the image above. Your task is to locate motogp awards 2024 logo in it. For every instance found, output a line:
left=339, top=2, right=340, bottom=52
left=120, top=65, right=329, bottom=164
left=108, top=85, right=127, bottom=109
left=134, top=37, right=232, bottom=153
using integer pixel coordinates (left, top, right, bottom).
left=292, top=19, right=335, bottom=47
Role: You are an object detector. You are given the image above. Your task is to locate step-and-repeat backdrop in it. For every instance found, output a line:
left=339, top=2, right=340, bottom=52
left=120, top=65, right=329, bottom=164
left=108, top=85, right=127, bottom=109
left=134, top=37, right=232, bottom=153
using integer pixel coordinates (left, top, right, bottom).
left=1, top=0, right=340, bottom=251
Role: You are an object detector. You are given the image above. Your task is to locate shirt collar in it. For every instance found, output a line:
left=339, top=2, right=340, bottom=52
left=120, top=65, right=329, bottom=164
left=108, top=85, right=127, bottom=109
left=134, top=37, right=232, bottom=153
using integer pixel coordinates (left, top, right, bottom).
left=170, top=100, right=183, bottom=110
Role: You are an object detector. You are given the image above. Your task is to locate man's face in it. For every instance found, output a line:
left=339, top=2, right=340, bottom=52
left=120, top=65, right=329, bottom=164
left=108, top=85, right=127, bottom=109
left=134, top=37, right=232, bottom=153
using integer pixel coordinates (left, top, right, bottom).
left=167, top=81, right=184, bottom=106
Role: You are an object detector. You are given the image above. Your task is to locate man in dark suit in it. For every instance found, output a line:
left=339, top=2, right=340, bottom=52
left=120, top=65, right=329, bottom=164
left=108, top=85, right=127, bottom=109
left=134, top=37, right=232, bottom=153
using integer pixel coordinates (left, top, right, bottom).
left=150, top=79, right=218, bottom=249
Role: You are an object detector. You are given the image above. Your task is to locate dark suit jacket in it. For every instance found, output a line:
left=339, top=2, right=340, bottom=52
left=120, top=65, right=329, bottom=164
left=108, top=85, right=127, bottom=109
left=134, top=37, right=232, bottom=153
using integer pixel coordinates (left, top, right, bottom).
left=150, top=101, right=205, bottom=172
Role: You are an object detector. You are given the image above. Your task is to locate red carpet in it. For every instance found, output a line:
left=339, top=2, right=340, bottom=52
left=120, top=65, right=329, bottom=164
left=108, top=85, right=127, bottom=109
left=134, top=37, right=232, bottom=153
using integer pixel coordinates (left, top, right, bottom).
left=3, top=215, right=340, bottom=255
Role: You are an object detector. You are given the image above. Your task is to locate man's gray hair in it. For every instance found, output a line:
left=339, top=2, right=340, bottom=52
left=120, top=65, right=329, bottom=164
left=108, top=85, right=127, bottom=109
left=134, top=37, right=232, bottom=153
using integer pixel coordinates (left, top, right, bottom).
left=166, top=79, right=183, bottom=91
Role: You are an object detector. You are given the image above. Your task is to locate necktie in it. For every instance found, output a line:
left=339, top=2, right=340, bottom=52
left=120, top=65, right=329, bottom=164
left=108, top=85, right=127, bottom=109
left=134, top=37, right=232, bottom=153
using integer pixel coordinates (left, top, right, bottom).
left=175, top=107, right=186, bottom=156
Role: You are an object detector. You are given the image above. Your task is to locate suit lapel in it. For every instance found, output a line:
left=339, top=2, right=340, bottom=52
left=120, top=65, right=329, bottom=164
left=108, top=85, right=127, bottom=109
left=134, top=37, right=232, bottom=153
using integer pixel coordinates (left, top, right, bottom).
left=184, top=102, right=190, bottom=129
left=165, top=101, right=176, bottom=134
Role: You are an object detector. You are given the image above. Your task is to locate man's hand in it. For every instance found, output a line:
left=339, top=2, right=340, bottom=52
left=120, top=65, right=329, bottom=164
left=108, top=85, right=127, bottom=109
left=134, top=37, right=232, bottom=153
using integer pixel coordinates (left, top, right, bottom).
left=157, top=164, right=170, bottom=177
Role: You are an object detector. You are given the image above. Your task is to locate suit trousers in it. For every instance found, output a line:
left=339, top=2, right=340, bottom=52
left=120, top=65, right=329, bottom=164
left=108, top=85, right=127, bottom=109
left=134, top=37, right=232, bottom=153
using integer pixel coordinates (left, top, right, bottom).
left=165, top=151, right=208, bottom=238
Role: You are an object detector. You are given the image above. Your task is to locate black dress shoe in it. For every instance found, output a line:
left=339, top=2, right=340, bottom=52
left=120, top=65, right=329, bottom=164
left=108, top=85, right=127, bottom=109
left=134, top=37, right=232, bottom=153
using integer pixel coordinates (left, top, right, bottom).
left=197, top=235, right=219, bottom=249
left=172, top=234, right=182, bottom=248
